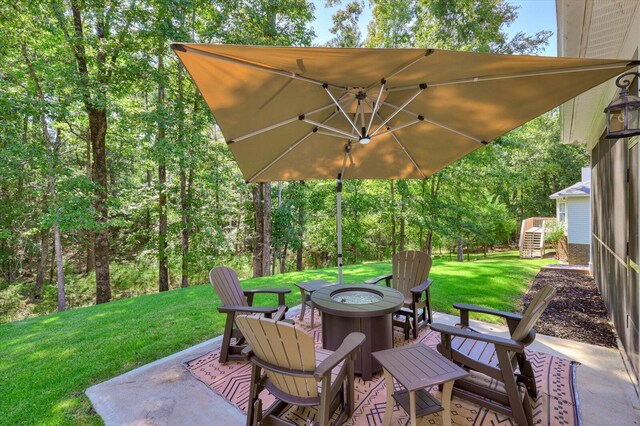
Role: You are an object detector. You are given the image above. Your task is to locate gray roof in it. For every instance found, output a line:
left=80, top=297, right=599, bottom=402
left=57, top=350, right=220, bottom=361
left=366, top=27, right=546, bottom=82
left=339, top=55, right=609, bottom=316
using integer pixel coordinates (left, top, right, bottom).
left=550, top=180, right=590, bottom=199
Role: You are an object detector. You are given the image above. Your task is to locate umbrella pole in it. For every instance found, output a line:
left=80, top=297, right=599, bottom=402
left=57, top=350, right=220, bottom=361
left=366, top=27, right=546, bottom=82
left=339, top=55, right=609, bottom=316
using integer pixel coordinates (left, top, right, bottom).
left=336, top=143, right=351, bottom=285
left=336, top=174, right=343, bottom=285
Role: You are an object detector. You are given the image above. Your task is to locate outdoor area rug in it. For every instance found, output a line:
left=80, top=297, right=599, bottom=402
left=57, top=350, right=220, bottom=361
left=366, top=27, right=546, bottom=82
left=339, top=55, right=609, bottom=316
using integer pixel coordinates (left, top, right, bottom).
left=184, top=311, right=581, bottom=425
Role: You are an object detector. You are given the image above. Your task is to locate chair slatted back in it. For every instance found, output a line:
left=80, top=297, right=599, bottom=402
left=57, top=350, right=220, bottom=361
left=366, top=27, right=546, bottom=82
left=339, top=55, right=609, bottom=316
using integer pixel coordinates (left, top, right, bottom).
left=236, top=315, right=319, bottom=398
left=392, top=251, right=432, bottom=297
left=209, top=267, right=247, bottom=307
left=511, top=285, right=556, bottom=342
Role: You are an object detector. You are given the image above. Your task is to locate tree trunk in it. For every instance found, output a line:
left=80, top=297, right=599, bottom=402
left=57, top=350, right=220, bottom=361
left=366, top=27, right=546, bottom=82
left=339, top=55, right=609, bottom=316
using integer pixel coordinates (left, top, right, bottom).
left=280, top=241, right=288, bottom=273
left=390, top=181, right=396, bottom=255
left=426, top=230, right=433, bottom=256
left=157, top=53, right=169, bottom=292
left=22, top=41, right=66, bottom=309
left=178, top=63, right=190, bottom=289
left=158, top=162, right=168, bottom=291
left=85, top=135, right=95, bottom=273
left=457, top=235, right=464, bottom=262
left=48, top=130, right=66, bottom=312
left=419, top=179, right=425, bottom=251
left=296, top=247, right=303, bottom=271
left=399, top=190, right=406, bottom=252
left=34, top=231, right=49, bottom=300
left=90, top=107, right=111, bottom=303
left=262, top=182, right=271, bottom=276
left=53, top=221, right=65, bottom=311
left=67, top=0, right=112, bottom=303
left=252, top=184, right=264, bottom=278
left=180, top=167, right=191, bottom=288
left=296, top=182, right=304, bottom=271
left=425, top=175, right=440, bottom=256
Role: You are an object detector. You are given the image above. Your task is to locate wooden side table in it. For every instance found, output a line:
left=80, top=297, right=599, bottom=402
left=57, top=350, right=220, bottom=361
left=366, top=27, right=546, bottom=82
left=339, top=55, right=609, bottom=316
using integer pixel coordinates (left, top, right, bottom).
left=372, top=343, right=468, bottom=426
left=294, top=280, right=333, bottom=328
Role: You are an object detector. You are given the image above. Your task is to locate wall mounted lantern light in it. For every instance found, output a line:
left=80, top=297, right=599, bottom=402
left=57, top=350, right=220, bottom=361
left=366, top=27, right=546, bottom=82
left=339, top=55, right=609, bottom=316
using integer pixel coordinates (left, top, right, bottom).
left=604, top=71, right=640, bottom=139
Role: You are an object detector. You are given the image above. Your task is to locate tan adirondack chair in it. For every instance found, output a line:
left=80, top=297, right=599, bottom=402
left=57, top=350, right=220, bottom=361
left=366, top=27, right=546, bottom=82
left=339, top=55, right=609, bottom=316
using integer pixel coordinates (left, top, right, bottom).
left=209, top=266, right=291, bottom=363
left=236, top=315, right=365, bottom=426
left=430, top=285, right=556, bottom=426
left=365, top=250, right=433, bottom=339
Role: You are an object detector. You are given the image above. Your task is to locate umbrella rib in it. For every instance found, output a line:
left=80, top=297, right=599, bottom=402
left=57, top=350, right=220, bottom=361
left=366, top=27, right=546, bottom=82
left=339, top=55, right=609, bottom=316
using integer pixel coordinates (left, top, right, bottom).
left=317, top=130, right=354, bottom=139
left=371, top=106, right=426, bottom=179
left=365, top=80, right=386, bottom=136
left=390, top=131, right=427, bottom=179
left=304, top=119, right=358, bottom=139
left=371, top=86, right=426, bottom=136
left=386, top=61, right=634, bottom=92
left=176, top=44, right=347, bottom=90
left=324, top=85, right=361, bottom=135
left=248, top=111, right=343, bottom=182
left=370, top=119, right=422, bottom=138
left=382, top=101, right=484, bottom=144
left=229, top=101, right=337, bottom=144
left=365, top=50, right=432, bottom=91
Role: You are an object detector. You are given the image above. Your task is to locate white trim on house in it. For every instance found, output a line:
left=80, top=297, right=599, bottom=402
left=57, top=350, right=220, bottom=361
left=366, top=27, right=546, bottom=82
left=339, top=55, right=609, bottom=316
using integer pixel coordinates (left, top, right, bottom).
left=557, top=0, right=640, bottom=149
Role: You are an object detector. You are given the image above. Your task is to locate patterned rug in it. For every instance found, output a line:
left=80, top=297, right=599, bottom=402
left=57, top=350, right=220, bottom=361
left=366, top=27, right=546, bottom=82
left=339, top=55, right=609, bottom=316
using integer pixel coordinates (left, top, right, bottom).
left=184, top=311, right=581, bottom=425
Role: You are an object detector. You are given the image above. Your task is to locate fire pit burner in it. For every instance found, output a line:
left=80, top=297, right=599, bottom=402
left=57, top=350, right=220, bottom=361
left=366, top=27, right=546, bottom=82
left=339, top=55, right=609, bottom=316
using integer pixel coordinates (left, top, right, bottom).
left=331, top=289, right=383, bottom=304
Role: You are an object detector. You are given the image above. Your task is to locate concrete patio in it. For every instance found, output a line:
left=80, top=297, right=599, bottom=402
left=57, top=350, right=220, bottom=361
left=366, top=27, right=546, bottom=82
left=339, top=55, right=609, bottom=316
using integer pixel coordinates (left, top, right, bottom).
left=86, top=307, right=640, bottom=425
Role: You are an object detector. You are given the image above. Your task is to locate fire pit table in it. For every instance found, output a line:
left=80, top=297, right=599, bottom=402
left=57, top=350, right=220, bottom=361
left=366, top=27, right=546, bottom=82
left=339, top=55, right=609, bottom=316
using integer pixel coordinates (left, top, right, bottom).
left=311, top=283, right=404, bottom=380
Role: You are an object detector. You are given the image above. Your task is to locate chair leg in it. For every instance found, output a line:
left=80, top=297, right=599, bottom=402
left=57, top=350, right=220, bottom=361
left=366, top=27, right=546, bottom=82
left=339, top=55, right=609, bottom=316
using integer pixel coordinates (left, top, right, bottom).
left=318, top=375, right=332, bottom=426
left=517, top=355, right=538, bottom=399
left=403, top=315, right=410, bottom=340
left=346, top=356, right=355, bottom=417
left=310, top=303, right=316, bottom=329
left=426, top=288, right=432, bottom=324
left=412, top=306, right=419, bottom=339
left=497, top=350, right=532, bottom=426
left=299, top=288, right=306, bottom=321
left=523, top=393, right=534, bottom=426
left=246, top=363, right=262, bottom=426
left=220, top=313, right=235, bottom=364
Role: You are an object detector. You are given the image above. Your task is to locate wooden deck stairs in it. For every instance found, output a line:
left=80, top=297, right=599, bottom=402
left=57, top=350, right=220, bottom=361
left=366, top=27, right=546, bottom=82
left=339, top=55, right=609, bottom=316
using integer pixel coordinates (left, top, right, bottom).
left=519, top=217, right=556, bottom=258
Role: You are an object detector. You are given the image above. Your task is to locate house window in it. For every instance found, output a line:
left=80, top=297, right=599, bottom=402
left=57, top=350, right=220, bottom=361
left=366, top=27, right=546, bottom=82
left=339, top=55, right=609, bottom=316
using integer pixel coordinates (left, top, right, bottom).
left=558, top=202, right=566, bottom=223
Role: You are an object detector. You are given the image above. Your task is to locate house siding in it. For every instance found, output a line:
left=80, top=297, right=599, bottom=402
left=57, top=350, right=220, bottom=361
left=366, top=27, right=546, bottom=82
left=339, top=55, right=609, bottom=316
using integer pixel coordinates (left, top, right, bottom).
left=592, top=130, right=639, bottom=379
left=567, top=197, right=590, bottom=244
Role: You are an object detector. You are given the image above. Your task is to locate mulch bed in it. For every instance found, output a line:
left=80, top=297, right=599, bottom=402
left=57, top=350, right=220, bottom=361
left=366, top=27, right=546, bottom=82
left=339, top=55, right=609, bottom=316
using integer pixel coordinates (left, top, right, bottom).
left=522, top=268, right=618, bottom=348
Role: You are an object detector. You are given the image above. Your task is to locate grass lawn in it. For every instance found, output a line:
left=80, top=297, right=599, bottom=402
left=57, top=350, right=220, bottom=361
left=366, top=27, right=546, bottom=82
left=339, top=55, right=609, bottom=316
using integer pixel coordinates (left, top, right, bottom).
left=0, top=251, right=554, bottom=425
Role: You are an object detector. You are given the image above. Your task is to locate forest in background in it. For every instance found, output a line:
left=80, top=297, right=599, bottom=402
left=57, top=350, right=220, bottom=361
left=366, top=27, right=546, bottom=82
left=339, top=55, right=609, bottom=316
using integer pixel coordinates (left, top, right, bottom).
left=0, top=0, right=587, bottom=322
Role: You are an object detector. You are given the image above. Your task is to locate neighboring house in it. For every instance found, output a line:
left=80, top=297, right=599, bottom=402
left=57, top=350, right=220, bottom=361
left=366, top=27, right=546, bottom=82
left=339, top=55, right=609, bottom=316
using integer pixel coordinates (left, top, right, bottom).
left=557, top=0, right=640, bottom=379
left=549, top=167, right=591, bottom=265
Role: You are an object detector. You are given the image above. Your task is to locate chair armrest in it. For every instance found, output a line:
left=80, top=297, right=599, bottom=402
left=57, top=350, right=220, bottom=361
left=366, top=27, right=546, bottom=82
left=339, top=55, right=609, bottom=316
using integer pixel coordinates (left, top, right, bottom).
left=410, top=279, right=433, bottom=294
left=364, top=274, right=392, bottom=286
left=241, top=346, right=253, bottom=360
left=244, top=288, right=291, bottom=306
left=430, top=323, right=524, bottom=351
left=273, top=305, right=288, bottom=321
left=314, top=332, right=366, bottom=379
left=244, top=288, right=291, bottom=295
left=453, top=303, right=522, bottom=328
left=218, top=305, right=280, bottom=315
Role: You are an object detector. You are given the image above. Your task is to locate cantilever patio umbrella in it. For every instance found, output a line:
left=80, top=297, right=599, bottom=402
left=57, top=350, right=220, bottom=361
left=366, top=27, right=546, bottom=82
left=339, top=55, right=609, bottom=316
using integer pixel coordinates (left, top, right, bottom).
left=171, top=43, right=637, bottom=283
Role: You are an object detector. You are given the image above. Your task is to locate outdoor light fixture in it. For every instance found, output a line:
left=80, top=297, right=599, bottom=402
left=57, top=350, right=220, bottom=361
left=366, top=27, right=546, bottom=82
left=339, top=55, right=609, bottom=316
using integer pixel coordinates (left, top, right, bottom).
left=359, top=137, right=371, bottom=145
left=604, top=71, right=640, bottom=139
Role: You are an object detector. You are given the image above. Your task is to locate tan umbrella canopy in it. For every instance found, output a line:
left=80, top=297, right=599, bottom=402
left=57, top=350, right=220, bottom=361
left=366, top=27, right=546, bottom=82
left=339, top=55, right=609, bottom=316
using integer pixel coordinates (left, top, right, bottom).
left=171, top=43, right=637, bottom=281
left=172, top=43, right=637, bottom=182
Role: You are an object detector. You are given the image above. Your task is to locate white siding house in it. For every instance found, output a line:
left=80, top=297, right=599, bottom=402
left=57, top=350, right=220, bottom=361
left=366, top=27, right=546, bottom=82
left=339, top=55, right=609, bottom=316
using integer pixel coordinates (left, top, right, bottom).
left=566, top=197, right=590, bottom=245
left=550, top=167, right=591, bottom=264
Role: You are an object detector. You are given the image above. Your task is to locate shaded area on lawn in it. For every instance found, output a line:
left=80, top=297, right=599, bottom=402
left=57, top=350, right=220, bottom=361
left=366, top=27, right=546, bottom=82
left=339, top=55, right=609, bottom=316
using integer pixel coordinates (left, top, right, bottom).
left=522, top=269, right=618, bottom=348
